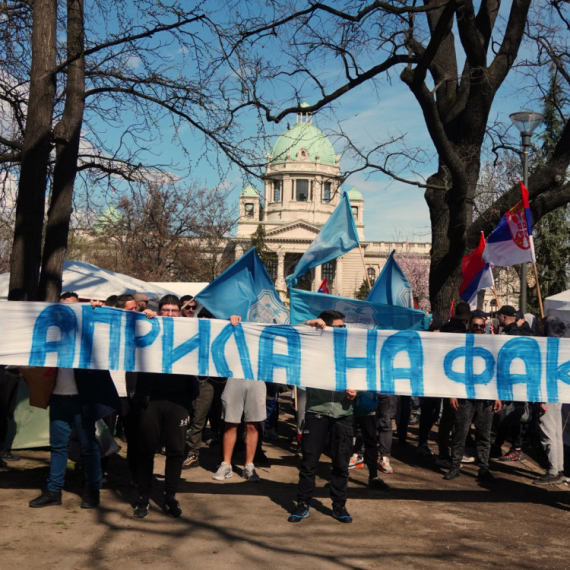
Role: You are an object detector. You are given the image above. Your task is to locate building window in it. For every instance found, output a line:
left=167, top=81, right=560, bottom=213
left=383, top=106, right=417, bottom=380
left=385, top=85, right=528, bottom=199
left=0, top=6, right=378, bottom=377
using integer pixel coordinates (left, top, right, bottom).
left=273, top=180, right=281, bottom=203
left=296, top=179, right=310, bottom=201
left=322, top=261, right=334, bottom=283
left=323, top=181, right=331, bottom=203
left=266, top=256, right=278, bottom=281
left=245, top=203, right=254, bottom=217
left=351, top=206, right=358, bottom=220
left=367, top=267, right=376, bottom=284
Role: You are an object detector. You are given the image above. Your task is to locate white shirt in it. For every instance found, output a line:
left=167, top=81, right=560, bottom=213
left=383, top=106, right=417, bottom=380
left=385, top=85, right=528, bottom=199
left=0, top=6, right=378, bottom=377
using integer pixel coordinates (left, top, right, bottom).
left=53, top=368, right=79, bottom=395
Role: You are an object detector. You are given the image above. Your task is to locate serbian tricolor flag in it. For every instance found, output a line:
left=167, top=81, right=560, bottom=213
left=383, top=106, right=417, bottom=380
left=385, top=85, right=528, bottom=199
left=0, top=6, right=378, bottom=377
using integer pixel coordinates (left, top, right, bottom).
left=460, top=232, right=495, bottom=308
left=318, top=278, right=330, bottom=294
left=483, top=182, right=536, bottom=266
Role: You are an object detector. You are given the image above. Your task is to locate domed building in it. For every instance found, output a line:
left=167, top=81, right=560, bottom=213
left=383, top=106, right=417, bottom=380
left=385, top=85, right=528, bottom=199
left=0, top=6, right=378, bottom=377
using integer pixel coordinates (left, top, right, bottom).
left=234, top=105, right=430, bottom=298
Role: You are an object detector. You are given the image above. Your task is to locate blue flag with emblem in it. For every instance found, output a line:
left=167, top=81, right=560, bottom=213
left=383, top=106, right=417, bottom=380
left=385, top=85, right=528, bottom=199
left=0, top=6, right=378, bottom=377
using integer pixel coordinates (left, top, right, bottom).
left=196, top=248, right=290, bottom=324
left=289, top=288, right=429, bottom=331
left=286, top=192, right=359, bottom=288
left=366, top=250, right=413, bottom=308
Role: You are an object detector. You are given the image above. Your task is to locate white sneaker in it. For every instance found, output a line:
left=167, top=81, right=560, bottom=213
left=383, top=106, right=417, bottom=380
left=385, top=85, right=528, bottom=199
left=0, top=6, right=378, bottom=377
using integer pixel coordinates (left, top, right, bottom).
left=212, top=462, right=233, bottom=481
left=380, top=457, right=393, bottom=474
left=348, top=453, right=363, bottom=469
left=461, top=455, right=476, bottom=464
left=243, top=463, right=260, bottom=482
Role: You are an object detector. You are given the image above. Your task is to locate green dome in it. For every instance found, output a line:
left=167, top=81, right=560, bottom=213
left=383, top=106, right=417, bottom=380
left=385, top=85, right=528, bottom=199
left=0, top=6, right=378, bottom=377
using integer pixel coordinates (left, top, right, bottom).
left=347, top=187, right=363, bottom=201
left=241, top=184, right=259, bottom=198
left=271, top=122, right=337, bottom=165
left=93, top=206, right=122, bottom=233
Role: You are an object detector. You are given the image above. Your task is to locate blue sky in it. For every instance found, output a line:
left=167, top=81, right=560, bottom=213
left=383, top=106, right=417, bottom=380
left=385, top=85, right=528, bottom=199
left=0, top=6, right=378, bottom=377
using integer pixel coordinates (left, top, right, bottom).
left=93, top=0, right=549, bottom=244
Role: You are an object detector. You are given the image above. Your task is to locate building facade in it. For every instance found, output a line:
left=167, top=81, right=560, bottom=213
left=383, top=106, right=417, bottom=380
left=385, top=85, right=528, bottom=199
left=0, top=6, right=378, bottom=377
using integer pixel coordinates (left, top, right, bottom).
left=233, top=105, right=431, bottom=299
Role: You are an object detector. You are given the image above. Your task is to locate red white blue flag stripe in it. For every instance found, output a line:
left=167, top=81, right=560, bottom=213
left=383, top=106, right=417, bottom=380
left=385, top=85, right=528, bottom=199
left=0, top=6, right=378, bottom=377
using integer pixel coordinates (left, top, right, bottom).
left=460, top=232, right=495, bottom=308
left=483, top=182, right=536, bottom=266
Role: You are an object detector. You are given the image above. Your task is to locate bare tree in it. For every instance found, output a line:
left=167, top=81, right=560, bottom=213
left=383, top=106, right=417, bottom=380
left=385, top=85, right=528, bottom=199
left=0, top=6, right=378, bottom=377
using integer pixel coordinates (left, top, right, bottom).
left=86, top=181, right=236, bottom=282
left=0, top=1, right=267, bottom=300
left=215, top=0, right=570, bottom=317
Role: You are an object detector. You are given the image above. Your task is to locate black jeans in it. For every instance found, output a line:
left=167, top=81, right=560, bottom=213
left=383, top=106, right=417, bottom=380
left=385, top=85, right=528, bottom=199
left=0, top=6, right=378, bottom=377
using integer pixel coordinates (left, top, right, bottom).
left=297, top=413, right=353, bottom=508
left=0, top=370, right=19, bottom=452
left=418, top=397, right=441, bottom=446
left=450, top=399, right=494, bottom=470
left=137, top=399, right=189, bottom=499
left=355, top=414, right=378, bottom=478
left=377, top=395, right=397, bottom=457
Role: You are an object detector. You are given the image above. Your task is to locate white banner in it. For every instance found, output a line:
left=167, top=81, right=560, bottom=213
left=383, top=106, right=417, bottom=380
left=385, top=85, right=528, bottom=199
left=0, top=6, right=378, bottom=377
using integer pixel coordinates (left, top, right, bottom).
left=1, top=303, right=569, bottom=403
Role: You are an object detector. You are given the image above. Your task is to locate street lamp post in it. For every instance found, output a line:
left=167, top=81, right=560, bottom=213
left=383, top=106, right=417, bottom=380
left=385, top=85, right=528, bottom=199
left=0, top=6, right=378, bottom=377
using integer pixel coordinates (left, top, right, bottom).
left=509, top=111, right=544, bottom=312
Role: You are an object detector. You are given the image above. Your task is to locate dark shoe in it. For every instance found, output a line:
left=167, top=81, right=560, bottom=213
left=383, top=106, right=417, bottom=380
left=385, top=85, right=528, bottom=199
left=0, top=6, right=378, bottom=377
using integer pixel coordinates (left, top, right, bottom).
left=287, top=501, right=310, bottom=523
left=368, top=476, right=390, bottom=490
left=81, top=490, right=100, bottom=509
left=162, top=495, right=182, bottom=518
left=490, top=445, right=503, bottom=459
left=477, top=469, right=496, bottom=483
left=443, top=468, right=461, bottom=481
left=0, top=458, right=7, bottom=468
left=29, top=490, right=62, bottom=508
left=498, top=448, right=523, bottom=461
left=533, top=473, right=564, bottom=486
left=332, top=505, right=353, bottom=523
left=182, top=452, right=200, bottom=470
left=434, top=456, right=452, bottom=469
left=0, top=451, right=20, bottom=462
left=254, top=449, right=270, bottom=466
left=133, top=498, right=150, bottom=519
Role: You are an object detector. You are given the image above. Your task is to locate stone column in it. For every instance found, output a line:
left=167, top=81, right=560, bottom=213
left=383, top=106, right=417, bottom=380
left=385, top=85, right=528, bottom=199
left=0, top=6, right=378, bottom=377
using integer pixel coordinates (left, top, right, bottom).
left=335, top=257, right=343, bottom=296
left=313, top=264, right=322, bottom=292
left=276, top=250, right=286, bottom=299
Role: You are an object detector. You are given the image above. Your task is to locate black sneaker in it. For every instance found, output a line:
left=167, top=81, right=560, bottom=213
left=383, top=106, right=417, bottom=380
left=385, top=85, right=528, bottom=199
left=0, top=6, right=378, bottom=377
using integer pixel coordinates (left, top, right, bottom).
left=477, top=469, right=496, bottom=483
left=0, top=457, right=6, bottom=469
left=81, top=490, right=100, bottom=508
left=182, top=453, right=200, bottom=470
left=133, top=499, right=150, bottom=519
left=162, top=495, right=182, bottom=518
left=532, top=472, right=564, bottom=486
left=332, top=505, right=353, bottom=523
left=368, top=476, right=390, bottom=490
left=0, top=451, right=20, bottom=462
left=443, top=468, right=461, bottom=480
left=287, top=502, right=310, bottom=523
left=29, top=490, right=62, bottom=508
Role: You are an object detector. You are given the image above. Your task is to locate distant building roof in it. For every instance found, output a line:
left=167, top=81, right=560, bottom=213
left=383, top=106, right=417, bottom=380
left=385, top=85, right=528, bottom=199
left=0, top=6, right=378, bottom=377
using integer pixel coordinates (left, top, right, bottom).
left=241, top=184, right=259, bottom=198
left=347, top=186, right=363, bottom=201
left=271, top=122, right=337, bottom=166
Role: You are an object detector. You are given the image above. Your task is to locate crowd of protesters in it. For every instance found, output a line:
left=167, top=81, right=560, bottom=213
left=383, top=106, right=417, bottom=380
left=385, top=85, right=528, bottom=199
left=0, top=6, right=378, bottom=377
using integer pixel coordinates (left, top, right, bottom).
left=0, top=293, right=567, bottom=524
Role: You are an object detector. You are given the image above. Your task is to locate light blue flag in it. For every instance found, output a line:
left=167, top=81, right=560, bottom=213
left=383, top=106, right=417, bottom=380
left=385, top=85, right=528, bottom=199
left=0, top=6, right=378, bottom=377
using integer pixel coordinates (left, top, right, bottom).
left=289, top=288, right=430, bottom=331
left=286, top=192, right=359, bottom=288
left=196, top=248, right=290, bottom=324
left=366, top=250, right=413, bottom=308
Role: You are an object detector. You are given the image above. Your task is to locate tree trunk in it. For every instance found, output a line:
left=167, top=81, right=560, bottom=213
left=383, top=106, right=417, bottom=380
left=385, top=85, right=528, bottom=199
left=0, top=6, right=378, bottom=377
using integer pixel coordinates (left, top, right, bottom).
left=9, top=0, right=57, bottom=300
left=38, top=0, right=85, bottom=302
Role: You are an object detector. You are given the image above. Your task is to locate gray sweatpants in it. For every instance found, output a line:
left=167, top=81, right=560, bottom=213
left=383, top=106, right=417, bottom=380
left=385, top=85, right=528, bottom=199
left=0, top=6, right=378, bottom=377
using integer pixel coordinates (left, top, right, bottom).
left=538, top=403, right=564, bottom=475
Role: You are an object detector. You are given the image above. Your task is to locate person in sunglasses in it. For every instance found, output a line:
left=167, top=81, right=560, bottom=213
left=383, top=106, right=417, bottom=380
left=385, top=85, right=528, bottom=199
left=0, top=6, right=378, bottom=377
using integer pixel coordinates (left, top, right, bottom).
left=443, top=314, right=502, bottom=483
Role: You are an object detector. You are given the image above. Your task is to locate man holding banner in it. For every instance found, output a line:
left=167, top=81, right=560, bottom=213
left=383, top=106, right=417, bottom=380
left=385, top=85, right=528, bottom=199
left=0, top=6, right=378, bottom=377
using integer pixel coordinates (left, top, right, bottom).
left=288, top=311, right=356, bottom=524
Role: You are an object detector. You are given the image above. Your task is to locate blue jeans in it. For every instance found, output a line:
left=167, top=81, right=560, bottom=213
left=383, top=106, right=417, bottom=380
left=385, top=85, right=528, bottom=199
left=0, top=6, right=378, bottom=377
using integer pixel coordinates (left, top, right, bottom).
left=47, top=395, right=101, bottom=492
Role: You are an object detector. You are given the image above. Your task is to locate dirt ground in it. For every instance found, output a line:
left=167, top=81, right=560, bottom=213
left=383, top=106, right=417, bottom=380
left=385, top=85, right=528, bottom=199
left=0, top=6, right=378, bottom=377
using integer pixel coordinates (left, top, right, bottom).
left=1, top=400, right=569, bottom=570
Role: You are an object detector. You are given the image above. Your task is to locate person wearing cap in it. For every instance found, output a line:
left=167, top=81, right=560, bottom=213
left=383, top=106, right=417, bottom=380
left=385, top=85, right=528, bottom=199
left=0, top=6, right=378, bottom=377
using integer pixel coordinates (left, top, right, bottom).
left=492, top=304, right=534, bottom=461
left=133, top=293, right=149, bottom=312
left=444, top=314, right=502, bottom=482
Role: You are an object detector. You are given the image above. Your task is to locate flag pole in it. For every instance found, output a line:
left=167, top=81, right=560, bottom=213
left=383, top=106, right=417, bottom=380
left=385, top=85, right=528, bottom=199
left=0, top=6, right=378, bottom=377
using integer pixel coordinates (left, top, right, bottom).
left=358, top=243, right=372, bottom=289
left=492, top=285, right=501, bottom=310
left=532, top=263, right=545, bottom=318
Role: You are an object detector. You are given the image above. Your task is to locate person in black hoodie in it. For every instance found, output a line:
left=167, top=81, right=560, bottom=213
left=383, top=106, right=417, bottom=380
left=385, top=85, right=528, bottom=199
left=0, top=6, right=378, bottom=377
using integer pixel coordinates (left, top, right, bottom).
left=132, top=295, right=192, bottom=519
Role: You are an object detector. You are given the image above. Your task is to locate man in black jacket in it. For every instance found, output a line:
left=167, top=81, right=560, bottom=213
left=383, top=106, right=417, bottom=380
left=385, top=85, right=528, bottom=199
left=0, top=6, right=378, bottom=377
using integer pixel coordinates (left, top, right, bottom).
left=132, top=295, right=192, bottom=519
